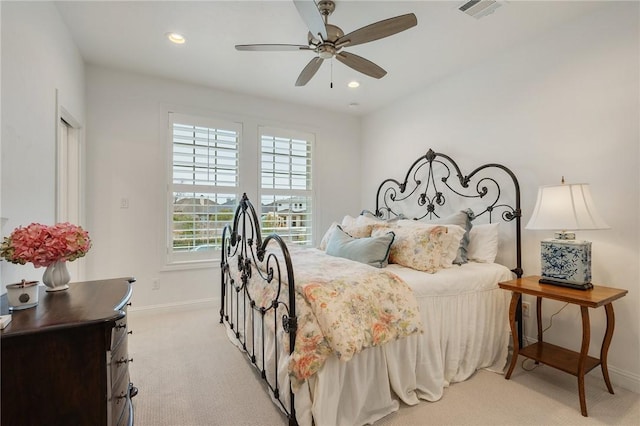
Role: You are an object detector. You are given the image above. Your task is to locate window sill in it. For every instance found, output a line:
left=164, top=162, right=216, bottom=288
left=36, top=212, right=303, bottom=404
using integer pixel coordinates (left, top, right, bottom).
left=161, top=259, right=220, bottom=272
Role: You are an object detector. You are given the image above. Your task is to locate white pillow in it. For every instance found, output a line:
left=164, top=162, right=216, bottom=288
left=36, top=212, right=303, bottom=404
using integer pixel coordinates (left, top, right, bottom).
left=467, top=223, right=499, bottom=263
left=397, top=220, right=465, bottom=268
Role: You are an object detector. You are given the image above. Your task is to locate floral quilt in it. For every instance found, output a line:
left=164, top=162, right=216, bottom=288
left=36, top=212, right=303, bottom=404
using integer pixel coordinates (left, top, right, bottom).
left=247, top=245, right=423, bottom=389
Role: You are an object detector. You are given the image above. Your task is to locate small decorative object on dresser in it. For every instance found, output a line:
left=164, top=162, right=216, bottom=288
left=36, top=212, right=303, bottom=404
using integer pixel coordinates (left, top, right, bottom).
left=526, top=179, right=609, bottom=290
left=1, top=277, right=136, bottom=426
left=5, top=279, right=39, bottom=311
left=0, top=222, right=91, bottom=291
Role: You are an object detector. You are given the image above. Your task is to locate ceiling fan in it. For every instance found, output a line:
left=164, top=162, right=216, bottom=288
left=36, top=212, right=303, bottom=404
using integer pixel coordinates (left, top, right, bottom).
left=235, top=0, right=418, bottom=86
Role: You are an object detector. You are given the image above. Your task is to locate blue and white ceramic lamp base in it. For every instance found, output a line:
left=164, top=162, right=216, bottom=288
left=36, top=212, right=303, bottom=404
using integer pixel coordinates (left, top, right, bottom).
left=539, top=238, right=593, bottom=290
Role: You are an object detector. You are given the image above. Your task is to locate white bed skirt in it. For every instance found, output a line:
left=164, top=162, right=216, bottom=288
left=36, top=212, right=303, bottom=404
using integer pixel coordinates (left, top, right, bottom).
left=294, top=284, right=511, bottom=426
left=226, top=264, right=513, bottom=426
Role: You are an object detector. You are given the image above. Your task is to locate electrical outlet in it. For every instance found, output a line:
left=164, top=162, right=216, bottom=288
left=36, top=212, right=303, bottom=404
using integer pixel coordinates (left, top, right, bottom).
left=522, top=301, right=530, bottom=318
left=120, top=198, right=129, bottom=209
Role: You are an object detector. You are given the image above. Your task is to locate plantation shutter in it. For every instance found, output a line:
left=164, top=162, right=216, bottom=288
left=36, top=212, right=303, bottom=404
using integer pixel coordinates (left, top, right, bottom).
left=260, top=127, right=314, bottom=246
left=169, top=113, right=240, bottom=258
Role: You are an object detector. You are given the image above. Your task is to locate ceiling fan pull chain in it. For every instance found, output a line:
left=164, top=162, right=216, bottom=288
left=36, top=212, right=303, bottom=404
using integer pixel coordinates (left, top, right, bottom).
left=330, top=59, right=333, bottom=88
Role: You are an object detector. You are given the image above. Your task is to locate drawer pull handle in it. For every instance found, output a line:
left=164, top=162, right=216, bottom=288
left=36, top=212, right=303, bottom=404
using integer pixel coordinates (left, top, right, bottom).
left=127, top=330, right=133, bottom=335
left=115, top=324, right=127, bottom=330
left=115, top=391, right=128, bottom=404
left=127, top=302, right=132, bottom=307
left=116, top=357, right=133, bottom=365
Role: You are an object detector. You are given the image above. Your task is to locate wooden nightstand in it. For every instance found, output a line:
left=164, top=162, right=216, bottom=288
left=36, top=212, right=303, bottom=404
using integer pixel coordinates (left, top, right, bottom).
left=499, top=275, right=627, bottom=417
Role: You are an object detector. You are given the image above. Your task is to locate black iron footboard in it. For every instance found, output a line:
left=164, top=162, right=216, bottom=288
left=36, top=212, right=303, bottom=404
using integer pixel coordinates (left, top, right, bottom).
left=219, top=193, right=298, bottom=426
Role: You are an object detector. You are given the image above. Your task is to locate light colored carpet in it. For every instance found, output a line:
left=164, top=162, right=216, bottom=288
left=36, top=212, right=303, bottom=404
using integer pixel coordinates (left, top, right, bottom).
left=128, top=306, right=639, bottom=426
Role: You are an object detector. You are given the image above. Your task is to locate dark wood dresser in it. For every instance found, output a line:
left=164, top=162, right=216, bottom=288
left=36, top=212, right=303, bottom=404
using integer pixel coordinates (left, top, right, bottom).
left=1, top=277, right=137, bottom=426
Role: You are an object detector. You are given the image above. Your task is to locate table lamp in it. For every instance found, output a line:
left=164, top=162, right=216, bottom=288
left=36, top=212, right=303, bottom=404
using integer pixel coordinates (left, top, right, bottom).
left=526, top=179, right=609, bottom=290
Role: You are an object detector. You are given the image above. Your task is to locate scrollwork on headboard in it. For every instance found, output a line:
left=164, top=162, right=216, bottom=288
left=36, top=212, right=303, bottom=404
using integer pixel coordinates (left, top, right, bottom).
left=374, top=149, right=522, bottom=277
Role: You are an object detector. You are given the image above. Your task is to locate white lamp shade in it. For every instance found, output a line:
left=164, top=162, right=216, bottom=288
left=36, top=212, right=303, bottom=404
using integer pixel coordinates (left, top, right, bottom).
left=526, top=183, right=609, bottom=231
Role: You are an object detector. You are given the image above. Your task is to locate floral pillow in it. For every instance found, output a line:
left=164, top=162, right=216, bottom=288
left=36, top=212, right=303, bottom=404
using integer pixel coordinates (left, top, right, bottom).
left=372, top=224, right=449, bottom=273
left=397, top=209, right=474, bottom=265
left=340, top=215, right=374, bottom=238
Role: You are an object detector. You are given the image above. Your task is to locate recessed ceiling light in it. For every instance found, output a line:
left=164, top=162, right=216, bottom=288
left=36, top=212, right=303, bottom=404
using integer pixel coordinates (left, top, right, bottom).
left=348, top=81, right=360, bottom=88
left=166, top=32, right=186, bottom=44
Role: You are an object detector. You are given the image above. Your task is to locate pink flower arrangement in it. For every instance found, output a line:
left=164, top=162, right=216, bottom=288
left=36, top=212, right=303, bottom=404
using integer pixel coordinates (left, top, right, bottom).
left=0, top=222, right=92, bottom=268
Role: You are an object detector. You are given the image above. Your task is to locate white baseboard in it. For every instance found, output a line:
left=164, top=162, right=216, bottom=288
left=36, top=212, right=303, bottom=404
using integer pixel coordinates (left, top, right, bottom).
left=519, top=334, right=639, bottom=394
left=129, top=298, right=217, bottom=317
left=608, top=365, right=640, bottom=394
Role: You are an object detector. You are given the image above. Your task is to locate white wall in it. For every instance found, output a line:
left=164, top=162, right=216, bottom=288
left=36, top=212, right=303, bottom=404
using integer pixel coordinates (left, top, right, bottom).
left=84, top=65, right=361, bottom=310
left=0, top=2, right=85, bottom=288
left=361, top=3, right=639, bottom=392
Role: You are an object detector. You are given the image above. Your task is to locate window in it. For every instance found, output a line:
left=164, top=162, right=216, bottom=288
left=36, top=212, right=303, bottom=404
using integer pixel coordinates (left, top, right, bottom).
left=260, top=127, right=313, bottom=246
left=165, top=115, right=314, bottom=267
left=168, top=113, right=240, bottom=263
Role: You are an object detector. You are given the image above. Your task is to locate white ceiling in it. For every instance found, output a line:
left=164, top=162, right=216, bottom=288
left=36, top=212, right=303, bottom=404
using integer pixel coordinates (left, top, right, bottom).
left=54, top=1, right=608, bottom=116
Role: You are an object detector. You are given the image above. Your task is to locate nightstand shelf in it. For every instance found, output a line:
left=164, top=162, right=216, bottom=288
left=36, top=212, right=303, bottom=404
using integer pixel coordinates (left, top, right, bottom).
left=499, top=275, right=627, bottom=417
left=519, top=341, right=600, bottom=376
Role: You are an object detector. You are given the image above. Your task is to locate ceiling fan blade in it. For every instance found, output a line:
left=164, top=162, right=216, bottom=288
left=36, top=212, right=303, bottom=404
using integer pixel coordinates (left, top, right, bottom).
left=295, top=57, right=323, bottom=86
left=293, top=0, right=328, bottom=41
left=236, top=44, right=311, bottom=52
left=336, top=13, right=417, bottom=48
left=336, top=52, right=387, bottom=79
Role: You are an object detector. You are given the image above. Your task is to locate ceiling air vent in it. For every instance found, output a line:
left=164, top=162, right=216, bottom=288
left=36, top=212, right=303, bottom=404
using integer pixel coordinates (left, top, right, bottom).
left=459, top=0, right=502, bottom=19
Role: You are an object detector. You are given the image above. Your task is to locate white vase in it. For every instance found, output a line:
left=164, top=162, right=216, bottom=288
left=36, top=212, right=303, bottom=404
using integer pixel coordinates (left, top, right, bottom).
left=42, top=260, right=71, bottom=292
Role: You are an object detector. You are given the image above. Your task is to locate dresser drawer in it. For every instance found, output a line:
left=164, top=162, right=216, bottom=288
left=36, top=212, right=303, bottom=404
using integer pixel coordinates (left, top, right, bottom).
left=111, top=371, right=131, bottom=424
left=111, top=314, right=128, bottom=349
left=116, top=392, right=133, bottom=426
left=110, top=334, right=130, bottom=386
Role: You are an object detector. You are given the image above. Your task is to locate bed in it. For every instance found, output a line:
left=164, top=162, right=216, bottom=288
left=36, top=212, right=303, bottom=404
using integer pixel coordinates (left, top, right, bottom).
left=219, top=149, right=523, bottom=426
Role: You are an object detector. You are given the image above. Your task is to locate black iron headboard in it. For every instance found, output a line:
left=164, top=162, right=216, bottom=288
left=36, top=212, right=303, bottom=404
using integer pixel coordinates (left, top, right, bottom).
left=373, top=148, right=523, bottom=278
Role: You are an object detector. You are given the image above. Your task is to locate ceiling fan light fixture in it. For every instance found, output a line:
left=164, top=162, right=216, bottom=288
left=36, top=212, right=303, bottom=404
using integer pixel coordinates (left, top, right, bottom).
left=318, top=45, right=336, bottom=59
left=166, top=32, right=186, bottom=44
left=348, top=81, right=360, bottom=88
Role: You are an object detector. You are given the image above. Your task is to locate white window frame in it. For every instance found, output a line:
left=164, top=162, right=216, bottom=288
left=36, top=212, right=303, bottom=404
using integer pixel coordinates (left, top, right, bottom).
left=259, top=126, right=315, bottom=247
left=165, top=112, right=241, bottom=266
